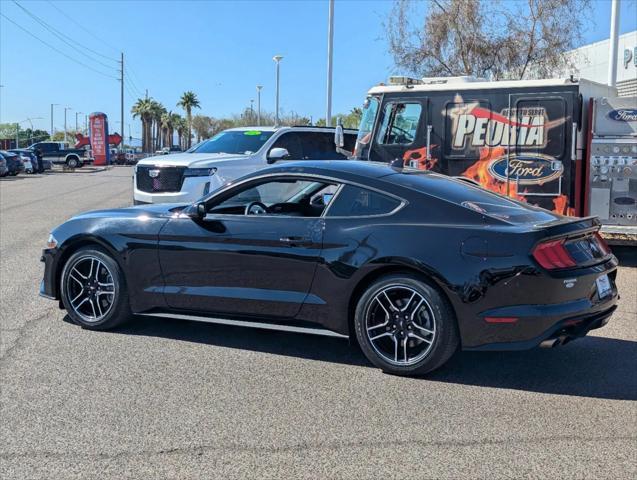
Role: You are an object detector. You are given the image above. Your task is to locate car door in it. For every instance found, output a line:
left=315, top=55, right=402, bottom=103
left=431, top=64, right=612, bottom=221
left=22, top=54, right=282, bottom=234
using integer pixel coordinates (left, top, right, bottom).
left=157, top=176, right=333, bottom=319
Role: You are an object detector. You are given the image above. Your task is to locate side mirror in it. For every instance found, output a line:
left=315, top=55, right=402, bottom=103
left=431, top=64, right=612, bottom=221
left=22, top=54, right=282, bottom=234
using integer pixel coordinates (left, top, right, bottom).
left=196, top=202, right=207, bottom=219
left=267, top=147, right=290, bottom=164
left=334, top=123, right=344, bottom=148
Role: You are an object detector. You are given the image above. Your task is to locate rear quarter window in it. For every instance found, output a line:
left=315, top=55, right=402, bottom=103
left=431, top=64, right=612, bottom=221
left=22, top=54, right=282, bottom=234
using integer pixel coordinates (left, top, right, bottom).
left=389, top=172, right=557, bottom=224
left=327, top=185, right=401, bottom=217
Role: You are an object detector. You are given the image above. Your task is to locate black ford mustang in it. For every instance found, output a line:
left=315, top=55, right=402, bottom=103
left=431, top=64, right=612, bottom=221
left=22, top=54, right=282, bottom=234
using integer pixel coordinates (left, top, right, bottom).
left=41, top=161, right=619, bottom=375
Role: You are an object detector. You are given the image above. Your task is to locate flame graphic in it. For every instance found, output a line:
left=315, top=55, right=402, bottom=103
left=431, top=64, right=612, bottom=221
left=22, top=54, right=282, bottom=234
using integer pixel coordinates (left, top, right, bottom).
left=553, top=195, right=575, bottom=216
left=462, top=147, right=575, bottom=215
left=461, top=147, right=527, bottom=201
left=403, top=146, right=438, bottom=170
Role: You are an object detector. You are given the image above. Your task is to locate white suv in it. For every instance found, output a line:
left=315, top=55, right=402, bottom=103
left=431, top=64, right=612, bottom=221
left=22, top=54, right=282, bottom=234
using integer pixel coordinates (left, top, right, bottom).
left=133, top=126, right=357, bottom=205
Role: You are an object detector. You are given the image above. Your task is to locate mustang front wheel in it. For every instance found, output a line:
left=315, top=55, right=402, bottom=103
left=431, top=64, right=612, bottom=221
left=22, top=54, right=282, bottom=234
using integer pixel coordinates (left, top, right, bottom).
left=355, top=274, right=459, bottom=375
left=60, top=248, right=131, bottom=330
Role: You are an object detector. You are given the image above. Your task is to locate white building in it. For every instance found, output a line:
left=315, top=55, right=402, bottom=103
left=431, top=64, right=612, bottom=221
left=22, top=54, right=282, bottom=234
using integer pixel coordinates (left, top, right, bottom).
left=563, top=30, right=637, bottom=96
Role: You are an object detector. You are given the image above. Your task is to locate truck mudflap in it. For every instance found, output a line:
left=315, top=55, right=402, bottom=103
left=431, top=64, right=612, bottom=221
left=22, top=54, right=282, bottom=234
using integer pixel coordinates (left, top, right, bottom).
left=600, top=225, right=637, bottom=246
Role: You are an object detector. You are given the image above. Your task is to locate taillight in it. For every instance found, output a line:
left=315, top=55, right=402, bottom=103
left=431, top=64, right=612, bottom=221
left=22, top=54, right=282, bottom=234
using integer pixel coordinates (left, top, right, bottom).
left=592, top=232, right=611, bottom=256
left=531, top=238, right=577, bottom=270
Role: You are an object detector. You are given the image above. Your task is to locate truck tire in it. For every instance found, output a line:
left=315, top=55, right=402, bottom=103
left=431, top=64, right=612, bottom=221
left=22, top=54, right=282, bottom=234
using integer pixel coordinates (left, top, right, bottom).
left=66, top=156, right=80, bottom=168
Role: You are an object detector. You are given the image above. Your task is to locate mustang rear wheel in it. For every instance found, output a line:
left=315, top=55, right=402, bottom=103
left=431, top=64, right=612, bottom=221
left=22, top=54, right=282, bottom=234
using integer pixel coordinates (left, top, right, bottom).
left=60, top=248, right=131, bottom=330
left=354, top=274, right=459, bottom=376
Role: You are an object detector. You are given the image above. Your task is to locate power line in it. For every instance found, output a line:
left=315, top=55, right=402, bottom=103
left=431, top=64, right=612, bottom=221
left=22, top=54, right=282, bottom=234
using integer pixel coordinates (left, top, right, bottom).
left=0, top=13, right=119, bottom=80
left=12, top=0, right=119, bottom=68
left=45, top=0, right=121, bottom=54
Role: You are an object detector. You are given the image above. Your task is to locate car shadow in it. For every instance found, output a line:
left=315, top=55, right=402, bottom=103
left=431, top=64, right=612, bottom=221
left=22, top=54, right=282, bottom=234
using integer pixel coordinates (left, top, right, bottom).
left=94, top=314, right=637, bottom=401
left=614, top=246, right=637, bottom=267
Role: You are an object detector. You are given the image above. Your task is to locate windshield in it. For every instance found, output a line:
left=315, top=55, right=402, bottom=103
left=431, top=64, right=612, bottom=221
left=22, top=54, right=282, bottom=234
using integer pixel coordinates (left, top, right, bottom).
left=189, top=130, right=274, bottom=155
left=354, top=96, right=379, bottom=159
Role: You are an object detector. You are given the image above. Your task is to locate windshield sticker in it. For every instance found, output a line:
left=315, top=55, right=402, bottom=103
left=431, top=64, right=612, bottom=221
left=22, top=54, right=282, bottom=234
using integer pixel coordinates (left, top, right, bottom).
left=244, top=130, right=262, bottom=136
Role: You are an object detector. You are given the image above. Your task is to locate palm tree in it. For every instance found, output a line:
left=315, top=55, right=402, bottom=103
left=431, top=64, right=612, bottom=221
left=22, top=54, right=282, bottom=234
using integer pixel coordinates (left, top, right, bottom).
left=160, top=112, right=172, bottom=148
left=149, top=101, right=166, bottom=151
left=175, top=116, right=188, bottom=150
left=169, top=113, right=182, bottom=149
left=177, top=91, right=200, bottom=149
left=131, top=97, right=154, bottom=153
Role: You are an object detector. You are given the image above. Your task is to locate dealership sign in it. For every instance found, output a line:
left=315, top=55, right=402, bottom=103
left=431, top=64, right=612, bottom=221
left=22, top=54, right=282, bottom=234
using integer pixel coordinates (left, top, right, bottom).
left=452, top=106, right=546, bottom=149
left=488, top=154, right=563, bottom=185
left=608, top=108, right=637, bottom=122
left=89, top=113, right=110, bottom=166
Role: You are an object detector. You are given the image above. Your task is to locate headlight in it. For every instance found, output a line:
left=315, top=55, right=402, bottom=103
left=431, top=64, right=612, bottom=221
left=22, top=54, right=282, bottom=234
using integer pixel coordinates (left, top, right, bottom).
left=46, top=234, right=58, bottom=249
left=184, top=167, right=217, bottom=177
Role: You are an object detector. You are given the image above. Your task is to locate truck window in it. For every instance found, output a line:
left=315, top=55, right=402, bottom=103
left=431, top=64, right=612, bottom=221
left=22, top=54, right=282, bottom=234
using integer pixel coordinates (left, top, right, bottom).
left=377, top=102, right=422, bottom=145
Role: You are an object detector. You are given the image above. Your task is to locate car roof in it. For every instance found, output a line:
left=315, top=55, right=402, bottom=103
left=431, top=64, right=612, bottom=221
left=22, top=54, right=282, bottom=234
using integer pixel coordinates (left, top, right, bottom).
left=224, top=125, right=357, bottom=133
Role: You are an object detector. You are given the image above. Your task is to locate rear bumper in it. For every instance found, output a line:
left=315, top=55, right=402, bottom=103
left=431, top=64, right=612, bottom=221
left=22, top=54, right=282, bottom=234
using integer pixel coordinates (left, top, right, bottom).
left=464, top=288, right=619, bottom=351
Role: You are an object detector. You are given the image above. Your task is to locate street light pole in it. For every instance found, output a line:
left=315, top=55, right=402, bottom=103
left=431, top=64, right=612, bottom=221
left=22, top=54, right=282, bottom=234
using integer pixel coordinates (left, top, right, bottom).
left=75, top=111, right=83, bottom=133
left=50, top=103, right=59, bottom=137
left=326, top=0, right=335, bottom=126
left=607, top=0, right=620, bottom=87
left=256, top=85, right=263, bottom=126
left=64, top=107, right=72, bottom=143
left=273, top=55, right=283, bottom=126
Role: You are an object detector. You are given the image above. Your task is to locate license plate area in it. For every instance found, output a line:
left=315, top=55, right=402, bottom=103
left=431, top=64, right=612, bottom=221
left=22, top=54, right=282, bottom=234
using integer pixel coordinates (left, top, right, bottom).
left=596, top=274, right=612, bottom=299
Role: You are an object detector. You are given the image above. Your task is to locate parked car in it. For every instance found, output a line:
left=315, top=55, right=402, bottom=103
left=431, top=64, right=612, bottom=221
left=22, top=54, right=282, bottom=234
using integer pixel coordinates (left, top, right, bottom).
left=0, top=154, right=8, bottom=177
left=0, top=150, right=24, bottom=175
left=40, top=160, right=618, bottom=376
left=28, top=141, right=87, bottom=168
left=9, top=149, right=41, bottom=173
left=133, top=126, right=357, bottom=205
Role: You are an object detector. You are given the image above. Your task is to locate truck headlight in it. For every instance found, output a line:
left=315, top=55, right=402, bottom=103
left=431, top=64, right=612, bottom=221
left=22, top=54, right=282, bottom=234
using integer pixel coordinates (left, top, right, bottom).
left=184, top=167, right=217, bottom=177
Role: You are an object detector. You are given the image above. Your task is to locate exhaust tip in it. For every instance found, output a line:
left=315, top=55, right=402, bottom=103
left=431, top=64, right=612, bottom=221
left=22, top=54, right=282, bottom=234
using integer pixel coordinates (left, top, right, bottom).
left=540, top=338, right=561, bottom=348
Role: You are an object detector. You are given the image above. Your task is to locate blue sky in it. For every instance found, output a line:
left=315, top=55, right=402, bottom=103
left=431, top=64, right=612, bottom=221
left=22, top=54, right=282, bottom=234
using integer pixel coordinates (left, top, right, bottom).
left=1, top=0, right=636, bottom=139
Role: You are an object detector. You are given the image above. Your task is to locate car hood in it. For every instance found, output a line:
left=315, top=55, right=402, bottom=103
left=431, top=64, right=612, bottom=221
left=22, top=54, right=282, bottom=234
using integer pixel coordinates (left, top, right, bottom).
left=136, top=152, right=249, bottom=167
left=70, top=203, right=189, bottom=221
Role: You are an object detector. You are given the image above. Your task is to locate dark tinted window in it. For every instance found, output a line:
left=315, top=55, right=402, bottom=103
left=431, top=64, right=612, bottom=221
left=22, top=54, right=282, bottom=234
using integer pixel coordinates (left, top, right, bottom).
left=271, top=131, right=354, bottom=160
left=327, top=185, right=401, bottom=217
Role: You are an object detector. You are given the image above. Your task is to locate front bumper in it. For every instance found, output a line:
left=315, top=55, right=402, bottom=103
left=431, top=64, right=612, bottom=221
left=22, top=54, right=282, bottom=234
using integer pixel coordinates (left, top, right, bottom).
left=39, top=248, right=58, bottom=300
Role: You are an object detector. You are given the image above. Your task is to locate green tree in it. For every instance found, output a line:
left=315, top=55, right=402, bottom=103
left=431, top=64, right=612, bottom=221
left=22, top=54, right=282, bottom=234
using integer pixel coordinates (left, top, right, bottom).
left=177, top=91, right=201, bottom=149
left=191, top=115, right=214, bottom=142
left=131, top=98, right=154, bottom=153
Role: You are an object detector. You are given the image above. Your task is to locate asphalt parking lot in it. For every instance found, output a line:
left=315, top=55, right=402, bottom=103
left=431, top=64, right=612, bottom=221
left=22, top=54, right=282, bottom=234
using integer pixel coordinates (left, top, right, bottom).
left=1, top=167, right=635, bottom=479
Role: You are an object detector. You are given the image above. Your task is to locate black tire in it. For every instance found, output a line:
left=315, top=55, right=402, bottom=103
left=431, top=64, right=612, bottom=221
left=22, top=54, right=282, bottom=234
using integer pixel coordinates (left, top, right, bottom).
left=66, top=156, right=80, bottom=168
left=60, top=247, right=132, bottom=330
left=354, top=273, right=459, bottom=376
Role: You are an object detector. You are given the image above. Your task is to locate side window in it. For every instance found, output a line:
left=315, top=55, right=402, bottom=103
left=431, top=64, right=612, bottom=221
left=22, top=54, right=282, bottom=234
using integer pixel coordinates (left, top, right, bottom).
left=296, top=132, right=341, bottom=160
left=270, top=133, right=303, bottom=159
left=327, top=185, right=402, bottom=217
left=377, top=102, right=422, bottom=145
left=208, top=178, right=337, bottom=217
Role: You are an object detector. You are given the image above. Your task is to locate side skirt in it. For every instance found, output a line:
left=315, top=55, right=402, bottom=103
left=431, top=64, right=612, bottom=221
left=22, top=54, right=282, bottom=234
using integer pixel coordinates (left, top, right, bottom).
left=137, top=312, right=349, bottom=339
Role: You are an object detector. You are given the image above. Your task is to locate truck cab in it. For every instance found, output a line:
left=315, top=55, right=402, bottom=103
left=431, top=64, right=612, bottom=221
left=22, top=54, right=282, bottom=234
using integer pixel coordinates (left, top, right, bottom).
left=28, top=141, right=86, bottom=168
left=133, top=126, right=357, bottom=205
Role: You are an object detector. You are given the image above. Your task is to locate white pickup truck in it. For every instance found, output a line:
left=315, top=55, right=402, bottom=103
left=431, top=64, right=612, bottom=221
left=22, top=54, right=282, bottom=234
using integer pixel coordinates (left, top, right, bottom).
left=133, top=126, right=357, bottom=205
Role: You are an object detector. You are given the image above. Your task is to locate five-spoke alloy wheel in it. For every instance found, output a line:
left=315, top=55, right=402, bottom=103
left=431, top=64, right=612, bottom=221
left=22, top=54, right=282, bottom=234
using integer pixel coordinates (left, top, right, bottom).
left=61, top=247, right=131, bottom=329
left=355, top=274, right=459, bottom=375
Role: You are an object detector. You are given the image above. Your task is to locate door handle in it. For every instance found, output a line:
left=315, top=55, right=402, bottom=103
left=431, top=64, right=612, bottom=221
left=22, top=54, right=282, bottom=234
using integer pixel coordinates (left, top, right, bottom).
left=279, top=236, right=311, bottom=247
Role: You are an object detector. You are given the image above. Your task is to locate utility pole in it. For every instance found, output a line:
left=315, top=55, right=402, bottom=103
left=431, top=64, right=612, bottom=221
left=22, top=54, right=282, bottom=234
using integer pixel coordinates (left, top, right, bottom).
left=256, top=85, right=263, bottom=126
left=15, top=123, right=19, bottom=148
left=120, top=52, right=125, bottom=152
left=608, top=0, right=620, bottom=87
left=50, top=103, right=58, bottom=137
left=273, top=55, right=283, bottom=126
left=250, top=99, right=254, bottom=123
left=326, top=0, right=335, bottom=126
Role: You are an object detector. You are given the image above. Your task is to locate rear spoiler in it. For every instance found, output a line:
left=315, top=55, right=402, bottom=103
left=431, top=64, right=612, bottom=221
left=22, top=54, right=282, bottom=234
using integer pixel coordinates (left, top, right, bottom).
left=537, top=216, right=601, bottom=240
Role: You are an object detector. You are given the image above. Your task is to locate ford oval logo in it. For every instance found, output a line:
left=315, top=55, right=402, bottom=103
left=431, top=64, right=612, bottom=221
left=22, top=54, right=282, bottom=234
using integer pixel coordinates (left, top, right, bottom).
left=608, top=109, right=637, bottom=122
left=488, top=154, right=563, bottom=185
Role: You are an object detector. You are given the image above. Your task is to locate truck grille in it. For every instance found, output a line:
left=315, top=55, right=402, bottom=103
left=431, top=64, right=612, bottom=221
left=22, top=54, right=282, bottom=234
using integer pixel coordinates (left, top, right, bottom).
left=136, top=166, right=186, bottom=193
